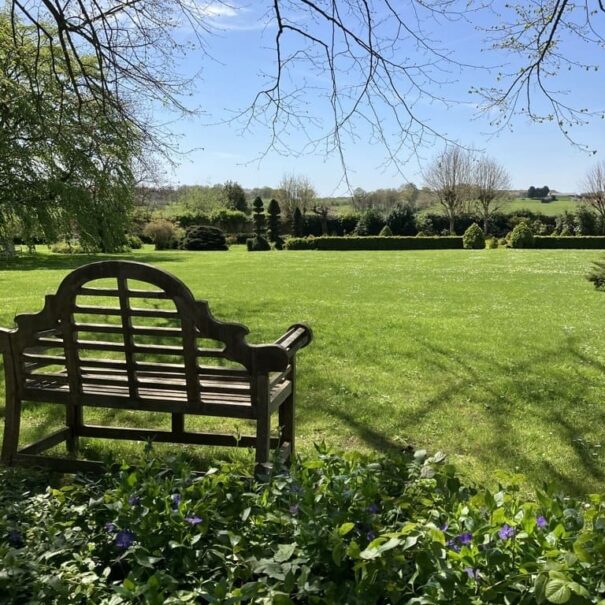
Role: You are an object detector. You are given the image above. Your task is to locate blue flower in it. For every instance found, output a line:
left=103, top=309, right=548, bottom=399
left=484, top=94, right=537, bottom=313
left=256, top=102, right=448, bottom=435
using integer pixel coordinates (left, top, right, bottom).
left=498, top=524, right=516, bottom=540
left=171, top=494, right=181, bottom=510
left=458, top=532, right=472, bottom=545
left=289, top=504, right=300, bottom=515
left=366, top=530, right=377, bottom=541
left=464, top=567, right=478, bottom=580
left=446, top=539, right=461, bottom=552
left=7, top=529, right=23, bottom=548
left=104, top=522, right=117, bottom=533
left=185, top=515, right=203, bottom=525
left=367, top=503, right=380, bottom=515
left=115, top=530, right=135, bottom=550
left=536, top=515, right=548, bottom=529
left=128, top=495, right=141, bottom=506
left=440, top=522, right=449, bottom=532
left=290, top=484, right=303, bottom=494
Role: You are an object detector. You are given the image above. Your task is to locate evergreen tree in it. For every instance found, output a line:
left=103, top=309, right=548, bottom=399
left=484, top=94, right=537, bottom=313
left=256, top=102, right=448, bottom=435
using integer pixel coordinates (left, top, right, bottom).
left=223, top=181, right=249, bottom=213
left=292, top=207, right=304, bottom=237
left=267, top=199, right=284, bottom=249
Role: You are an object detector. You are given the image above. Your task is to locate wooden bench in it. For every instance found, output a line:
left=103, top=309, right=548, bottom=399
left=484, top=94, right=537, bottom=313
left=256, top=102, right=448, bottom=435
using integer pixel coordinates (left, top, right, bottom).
left=0, top=260, right=312, bottom=473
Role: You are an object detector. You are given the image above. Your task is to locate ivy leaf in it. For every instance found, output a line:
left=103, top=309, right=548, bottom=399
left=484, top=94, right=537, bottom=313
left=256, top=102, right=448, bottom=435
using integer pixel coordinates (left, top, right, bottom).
left=545, top=579, right=571, bottom=604
left=338, top=522, right=355, bottom=537
left=274, top=543, right=296, bottom=563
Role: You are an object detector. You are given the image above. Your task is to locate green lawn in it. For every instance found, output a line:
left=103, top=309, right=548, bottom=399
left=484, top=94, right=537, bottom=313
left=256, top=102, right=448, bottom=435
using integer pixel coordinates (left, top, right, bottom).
left=1, top=246, right=604, bottom=493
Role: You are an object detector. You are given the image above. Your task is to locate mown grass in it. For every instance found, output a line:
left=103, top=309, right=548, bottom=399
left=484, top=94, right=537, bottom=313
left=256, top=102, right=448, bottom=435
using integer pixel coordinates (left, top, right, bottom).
left=1, top=246, right=604, bottom=493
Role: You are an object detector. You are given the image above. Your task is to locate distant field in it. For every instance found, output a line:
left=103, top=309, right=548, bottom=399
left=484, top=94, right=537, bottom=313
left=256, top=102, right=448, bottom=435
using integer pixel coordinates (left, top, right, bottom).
left=421, top=196, right=583, bottom=217
left=1, top=246, right=604, bottom=493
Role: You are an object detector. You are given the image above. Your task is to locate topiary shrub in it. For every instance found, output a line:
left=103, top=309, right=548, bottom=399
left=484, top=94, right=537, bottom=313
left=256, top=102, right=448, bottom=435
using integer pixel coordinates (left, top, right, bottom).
left=379, top=225, right=393, bottom=237
left=509, top=223, right=535, bottom=248
left=463, top=223, right=485, bottom=249
left=180, top=225, right=228, bottom=251
left=267, top=199, right=284, bottom=249
left=246, top=236, right=271, bottom=251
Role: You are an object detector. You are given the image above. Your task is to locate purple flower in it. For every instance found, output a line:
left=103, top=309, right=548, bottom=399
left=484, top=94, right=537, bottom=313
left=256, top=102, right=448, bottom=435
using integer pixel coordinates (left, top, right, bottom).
left=171, top=494, right=181, bottom=510
left=289, top=504, right=300, bottom=515
left=115, top=530, right=135, bottom=550
left=446, top=539, right=461, bottom=552
left=104, top=522, right=117, bottom=533
left=536, top=515, right=548, bottom=529
left=464, top=567, right=478, bottom=580
left=185, top=515, right=203, bottom=525
left=7, top=530, right=23, bottom=548
left=367, top=503, right=380, bottom=515
left=458, top=532, right=473, bottom=545
left=498, top=524, right=516, bottom=540
left=128, top=495, right=141, bottom=506
left=440, top=522, right=449, bottom=532
left=366, top=530, right=377, bottom=541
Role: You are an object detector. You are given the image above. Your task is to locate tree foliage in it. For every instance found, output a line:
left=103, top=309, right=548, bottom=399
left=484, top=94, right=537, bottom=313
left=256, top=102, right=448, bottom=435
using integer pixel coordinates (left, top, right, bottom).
left=0, top=14, right=139, bottom=252
left=582, top=161, right=605, bottom=234
left=424, top=147, right=473, bottom=235
left=474, top=157, right=511, bottom=234
left=223, top=181, right=249, bottom=214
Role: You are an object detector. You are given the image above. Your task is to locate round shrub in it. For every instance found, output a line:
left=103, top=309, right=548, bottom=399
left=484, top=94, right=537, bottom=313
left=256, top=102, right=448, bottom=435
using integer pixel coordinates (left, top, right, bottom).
left=379, top=225, right=393, bottom=237
left=125, top=234, right=143, bottom=249
left=355, top=208, right=385, bottom=236
left=463, top=223, right=485, bottom=249
left=180, top=225, right=228, bottom=251
left=509, top=222, right=535, bottom=248
left=143, top=219, right=181, bottom=250
left=246, top=236, right=271, bottom=251
left=485, top=236, right=499, bottom=249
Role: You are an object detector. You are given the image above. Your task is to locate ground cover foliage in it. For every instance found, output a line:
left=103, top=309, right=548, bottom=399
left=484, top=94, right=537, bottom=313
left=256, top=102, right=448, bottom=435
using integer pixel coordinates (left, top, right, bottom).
left=1, top=448, right=604, bottom=604
left=1, top=247, right=605, bottom=494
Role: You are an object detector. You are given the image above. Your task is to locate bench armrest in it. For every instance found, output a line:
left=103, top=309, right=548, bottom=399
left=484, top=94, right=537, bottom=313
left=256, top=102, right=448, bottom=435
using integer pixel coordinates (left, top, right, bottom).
left=274, top=323, right=313, bottom=358
left=248, top=324, right=313, bottom=373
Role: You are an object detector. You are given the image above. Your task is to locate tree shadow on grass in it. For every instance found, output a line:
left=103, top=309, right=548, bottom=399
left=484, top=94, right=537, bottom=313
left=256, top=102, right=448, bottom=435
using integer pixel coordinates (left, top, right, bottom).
left=0, top=251, right=185, bottom=272
left=301, top=330, right=605, bottom=495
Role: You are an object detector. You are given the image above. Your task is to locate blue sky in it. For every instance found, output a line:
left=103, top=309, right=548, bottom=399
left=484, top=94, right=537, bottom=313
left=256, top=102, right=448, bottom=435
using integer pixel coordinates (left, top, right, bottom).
left=158, top=1, right=605, bottom=195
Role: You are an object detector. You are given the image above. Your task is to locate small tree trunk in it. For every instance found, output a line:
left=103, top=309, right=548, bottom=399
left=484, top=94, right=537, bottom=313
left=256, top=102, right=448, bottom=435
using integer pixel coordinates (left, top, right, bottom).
left=449, top=213, right=455, bottom=235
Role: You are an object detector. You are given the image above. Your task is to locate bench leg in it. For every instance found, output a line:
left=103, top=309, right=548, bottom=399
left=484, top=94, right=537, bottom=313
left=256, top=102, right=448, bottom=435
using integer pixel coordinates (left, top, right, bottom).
left=279, top=359, right=296, bottom=465
left=1, top=394, right=22, bottom=466
left=66, top=404, right=82, bottom=456
left=278, top=393, right=295, bottom=465
left=255, top=407, right=271, bottom=478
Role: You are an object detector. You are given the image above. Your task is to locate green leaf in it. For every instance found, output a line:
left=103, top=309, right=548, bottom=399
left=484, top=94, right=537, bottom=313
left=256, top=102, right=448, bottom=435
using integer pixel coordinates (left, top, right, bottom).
left=274, top=543, right=296, bottom=563
left=338, top=522, right=355, bottom=537
left=545, top=579, right=571, bottom=604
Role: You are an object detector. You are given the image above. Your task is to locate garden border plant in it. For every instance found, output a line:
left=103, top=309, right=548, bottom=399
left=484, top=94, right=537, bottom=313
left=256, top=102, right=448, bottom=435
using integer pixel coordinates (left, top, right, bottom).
left=1, top=446, right=604, bottom=604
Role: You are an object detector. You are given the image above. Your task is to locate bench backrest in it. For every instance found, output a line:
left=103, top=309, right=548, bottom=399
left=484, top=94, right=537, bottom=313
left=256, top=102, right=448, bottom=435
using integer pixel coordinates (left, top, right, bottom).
left=12, top=261, right=262, bottom=403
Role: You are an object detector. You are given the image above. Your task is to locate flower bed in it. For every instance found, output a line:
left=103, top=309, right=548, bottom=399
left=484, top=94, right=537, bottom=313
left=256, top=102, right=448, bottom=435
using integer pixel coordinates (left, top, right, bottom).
left=1, top=448, right=604, bottom=603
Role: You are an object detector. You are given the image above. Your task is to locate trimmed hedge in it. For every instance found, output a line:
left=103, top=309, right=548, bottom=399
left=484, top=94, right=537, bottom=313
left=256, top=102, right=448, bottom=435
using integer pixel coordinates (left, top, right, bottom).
left=285, top=236, right=463, bottom=250
left=533, top=236, right=605, bottom=249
